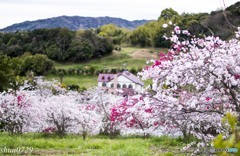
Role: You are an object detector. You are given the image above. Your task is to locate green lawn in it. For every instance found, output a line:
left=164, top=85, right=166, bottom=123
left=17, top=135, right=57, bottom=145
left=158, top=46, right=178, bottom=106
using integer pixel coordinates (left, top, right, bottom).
left=0, top=133, right=186, bottom=156
left=46, top=75, right=98, bottom=89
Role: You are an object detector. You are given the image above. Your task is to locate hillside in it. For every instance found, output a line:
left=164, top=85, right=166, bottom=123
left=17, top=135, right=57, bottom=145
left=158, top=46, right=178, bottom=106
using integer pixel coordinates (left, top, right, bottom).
left=47, top=47, right=165, bottom=88
left=0, top=16, right=152, bottom=32
left=203, top=2, right=240, bottom=39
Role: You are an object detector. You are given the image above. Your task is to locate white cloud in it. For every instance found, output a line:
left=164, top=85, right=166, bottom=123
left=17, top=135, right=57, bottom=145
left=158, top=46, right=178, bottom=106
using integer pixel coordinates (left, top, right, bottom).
left=0, top=0, right=239, bottom=29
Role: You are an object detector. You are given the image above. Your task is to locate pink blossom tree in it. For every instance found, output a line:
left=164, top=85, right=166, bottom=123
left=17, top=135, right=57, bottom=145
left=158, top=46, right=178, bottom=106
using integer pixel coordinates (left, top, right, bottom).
left=81, top=88, right=123, bottom=136
left=137, top=25, right=240, bottom=150
left=110, top=95, right=161, bottom=137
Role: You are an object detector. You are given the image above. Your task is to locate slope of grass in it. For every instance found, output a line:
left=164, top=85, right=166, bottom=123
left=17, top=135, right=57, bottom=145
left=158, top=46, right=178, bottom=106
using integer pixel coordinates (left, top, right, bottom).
left=54, top=47, right=163, bottom=70
left=48, top=47, right=166, bottom=88
left=0, top=133, right=186, bottom=156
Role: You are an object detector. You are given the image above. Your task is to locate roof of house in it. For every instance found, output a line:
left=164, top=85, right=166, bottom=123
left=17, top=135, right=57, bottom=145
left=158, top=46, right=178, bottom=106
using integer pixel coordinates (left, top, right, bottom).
left=97, top=73, right=115, bottom=82
left=119, top=71, right=144, bottom=86
left=97, top=71, right=144, bottom=86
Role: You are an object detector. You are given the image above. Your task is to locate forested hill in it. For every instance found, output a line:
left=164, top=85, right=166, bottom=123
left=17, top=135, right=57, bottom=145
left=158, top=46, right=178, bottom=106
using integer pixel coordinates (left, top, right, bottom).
left=0, top=16, right=151, bottom=32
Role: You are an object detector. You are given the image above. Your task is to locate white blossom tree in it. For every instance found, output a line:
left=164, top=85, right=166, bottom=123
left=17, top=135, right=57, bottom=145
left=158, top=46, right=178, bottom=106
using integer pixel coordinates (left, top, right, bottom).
left=81, top=88, right=123, bottom=136
left=0, top=78, right=104, bottom=139
left=137, top=26, right=240, bottom=152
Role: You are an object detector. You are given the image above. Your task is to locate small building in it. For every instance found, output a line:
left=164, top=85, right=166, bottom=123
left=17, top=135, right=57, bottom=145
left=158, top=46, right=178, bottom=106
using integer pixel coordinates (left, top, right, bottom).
left=97, top=71, right=144, bottom=95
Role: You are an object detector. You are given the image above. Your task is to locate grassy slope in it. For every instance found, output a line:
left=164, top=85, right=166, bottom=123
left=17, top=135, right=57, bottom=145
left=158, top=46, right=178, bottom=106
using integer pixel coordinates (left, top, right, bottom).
left=47, top=47, right=165, bottom=88
left=0, top=133, right=186, bottom=156
left=54, top=47, right=150, bottom=70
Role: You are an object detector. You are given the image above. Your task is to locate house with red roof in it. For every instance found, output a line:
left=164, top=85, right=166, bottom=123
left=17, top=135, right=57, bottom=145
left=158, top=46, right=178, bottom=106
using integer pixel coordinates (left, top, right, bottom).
left=97, top=71, right=144, bottom=95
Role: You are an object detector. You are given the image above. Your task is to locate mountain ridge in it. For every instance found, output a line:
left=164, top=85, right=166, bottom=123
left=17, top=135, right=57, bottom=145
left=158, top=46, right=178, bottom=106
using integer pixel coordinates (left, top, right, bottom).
left=0, top=16, right=153, bottom=32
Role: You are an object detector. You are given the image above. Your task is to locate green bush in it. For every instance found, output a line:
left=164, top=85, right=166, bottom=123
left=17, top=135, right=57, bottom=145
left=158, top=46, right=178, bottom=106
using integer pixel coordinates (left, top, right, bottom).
left=57, top=69, right=67, bottom=75
left=76, top=68, right=83, bottom=75
left=21, top=54, right=53, bottom=76
left=130, top=68, right=137, bottom=74
left=89, top=66, right=96, bottom=75
left=67, top=68, right=75, bottom=75
left=49, top=67, right=57, bottom=75
left=111, top=68, right=117, bottom=74
left=67, top=84, right=80, bottom=91
left=79, top=87, right=87, bottom=92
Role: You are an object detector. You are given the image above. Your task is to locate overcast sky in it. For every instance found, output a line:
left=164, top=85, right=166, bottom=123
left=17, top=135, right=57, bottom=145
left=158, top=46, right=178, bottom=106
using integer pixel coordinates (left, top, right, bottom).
left=0, top=0, right=239, bottom=29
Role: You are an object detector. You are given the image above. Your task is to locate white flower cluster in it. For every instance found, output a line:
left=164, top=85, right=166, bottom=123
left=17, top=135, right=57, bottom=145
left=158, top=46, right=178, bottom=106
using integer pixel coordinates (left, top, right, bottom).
left=0, top=78, right=124, bottom=136
left=137, top=25, right=240, bottom=152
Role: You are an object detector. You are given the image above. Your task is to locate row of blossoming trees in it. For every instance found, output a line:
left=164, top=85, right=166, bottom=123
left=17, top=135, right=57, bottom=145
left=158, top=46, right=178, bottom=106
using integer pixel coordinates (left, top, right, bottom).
left=0, top=24, right=240, bottom=154
left=0, top=77, right=124, bottom=139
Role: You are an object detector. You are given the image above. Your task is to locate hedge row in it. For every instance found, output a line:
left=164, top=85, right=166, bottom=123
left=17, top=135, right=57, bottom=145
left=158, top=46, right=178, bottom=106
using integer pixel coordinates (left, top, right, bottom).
left=50, top=67, right=143, bottom=76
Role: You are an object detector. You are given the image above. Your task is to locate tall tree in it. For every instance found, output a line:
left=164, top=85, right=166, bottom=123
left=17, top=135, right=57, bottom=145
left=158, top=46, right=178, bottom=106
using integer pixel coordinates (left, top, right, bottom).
left=0, top=54, right=15, bottom=91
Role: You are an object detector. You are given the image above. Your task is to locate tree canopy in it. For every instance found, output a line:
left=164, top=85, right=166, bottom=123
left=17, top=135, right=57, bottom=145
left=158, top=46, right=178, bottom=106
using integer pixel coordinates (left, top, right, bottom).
left=0, top=28, right=113, bottom=62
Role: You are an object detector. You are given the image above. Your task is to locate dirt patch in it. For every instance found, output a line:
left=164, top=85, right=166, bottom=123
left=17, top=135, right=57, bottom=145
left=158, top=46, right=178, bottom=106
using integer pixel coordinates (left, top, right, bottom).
left=130, top=49, right=159, bottom=59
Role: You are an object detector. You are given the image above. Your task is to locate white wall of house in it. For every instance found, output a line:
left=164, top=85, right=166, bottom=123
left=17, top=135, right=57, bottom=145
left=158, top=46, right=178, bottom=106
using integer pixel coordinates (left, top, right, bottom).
left=114, top=75, right=142, bottom=92
left=98, top=82, right=103, bottom=87
left=98, top=75, right=143, bottom=93
left=98, top=81, right=114, bottom=88
left=135, top=84, right=143, bottom=92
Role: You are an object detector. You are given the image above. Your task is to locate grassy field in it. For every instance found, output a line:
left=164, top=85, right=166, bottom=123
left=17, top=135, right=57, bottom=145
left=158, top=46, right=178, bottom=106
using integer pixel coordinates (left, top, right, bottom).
left=46, top=75, right=98, bottom=89
left=47, top=47, right=165, bottom=88
left=54, top=47, right=165, bottom=70
left=0, top=133, right=187, bottom=156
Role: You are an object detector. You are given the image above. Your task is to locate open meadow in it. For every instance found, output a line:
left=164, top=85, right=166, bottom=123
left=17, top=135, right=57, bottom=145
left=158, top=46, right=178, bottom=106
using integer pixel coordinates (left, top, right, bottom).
left=0, top=133, right=188, bottom=156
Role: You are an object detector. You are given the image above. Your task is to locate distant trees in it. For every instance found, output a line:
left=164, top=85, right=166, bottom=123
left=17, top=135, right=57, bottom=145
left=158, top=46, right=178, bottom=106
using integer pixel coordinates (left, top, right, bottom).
left=128, top=25, right=151, bottom=47
left=0, top=54, right=15, bottom=91
left=158, top=8, right=179, bottom=21
left=127, top=8, right=181, bottom=48
left=180, top=13, right=209, bottom=37
left=1, top=3, right=239, bottom=63
left=0, top=27, right=115, bottom=90
left=71, top=29, right=113, bottom=59
left=0, top=52, right=54, bottom=91
left=126, top=8, right=212, bottom=48
left=201, top=8, right=240, bottom=39
left=127, top=3, right=240, bottom=48
left=68, top=30, right=94, bottom=62
left=0, top=28, right=113, bottom=62
left=97, top=24, right=128, bottom=45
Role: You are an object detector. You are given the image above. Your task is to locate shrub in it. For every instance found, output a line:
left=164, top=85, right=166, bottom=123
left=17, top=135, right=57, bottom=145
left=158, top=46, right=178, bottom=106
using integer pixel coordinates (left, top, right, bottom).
left=67, top=68, right=75, bottom=75
left=89, top=66, right=96, bottom=75
left=130, top=68, right=137, bottom=75
left=111, top=68, right=117, bottom=74
left=67, top=84, right=80, bottom=91
left=76, top=68, right=83, bottom=75
left=21, top=54, right=53, bottom=76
